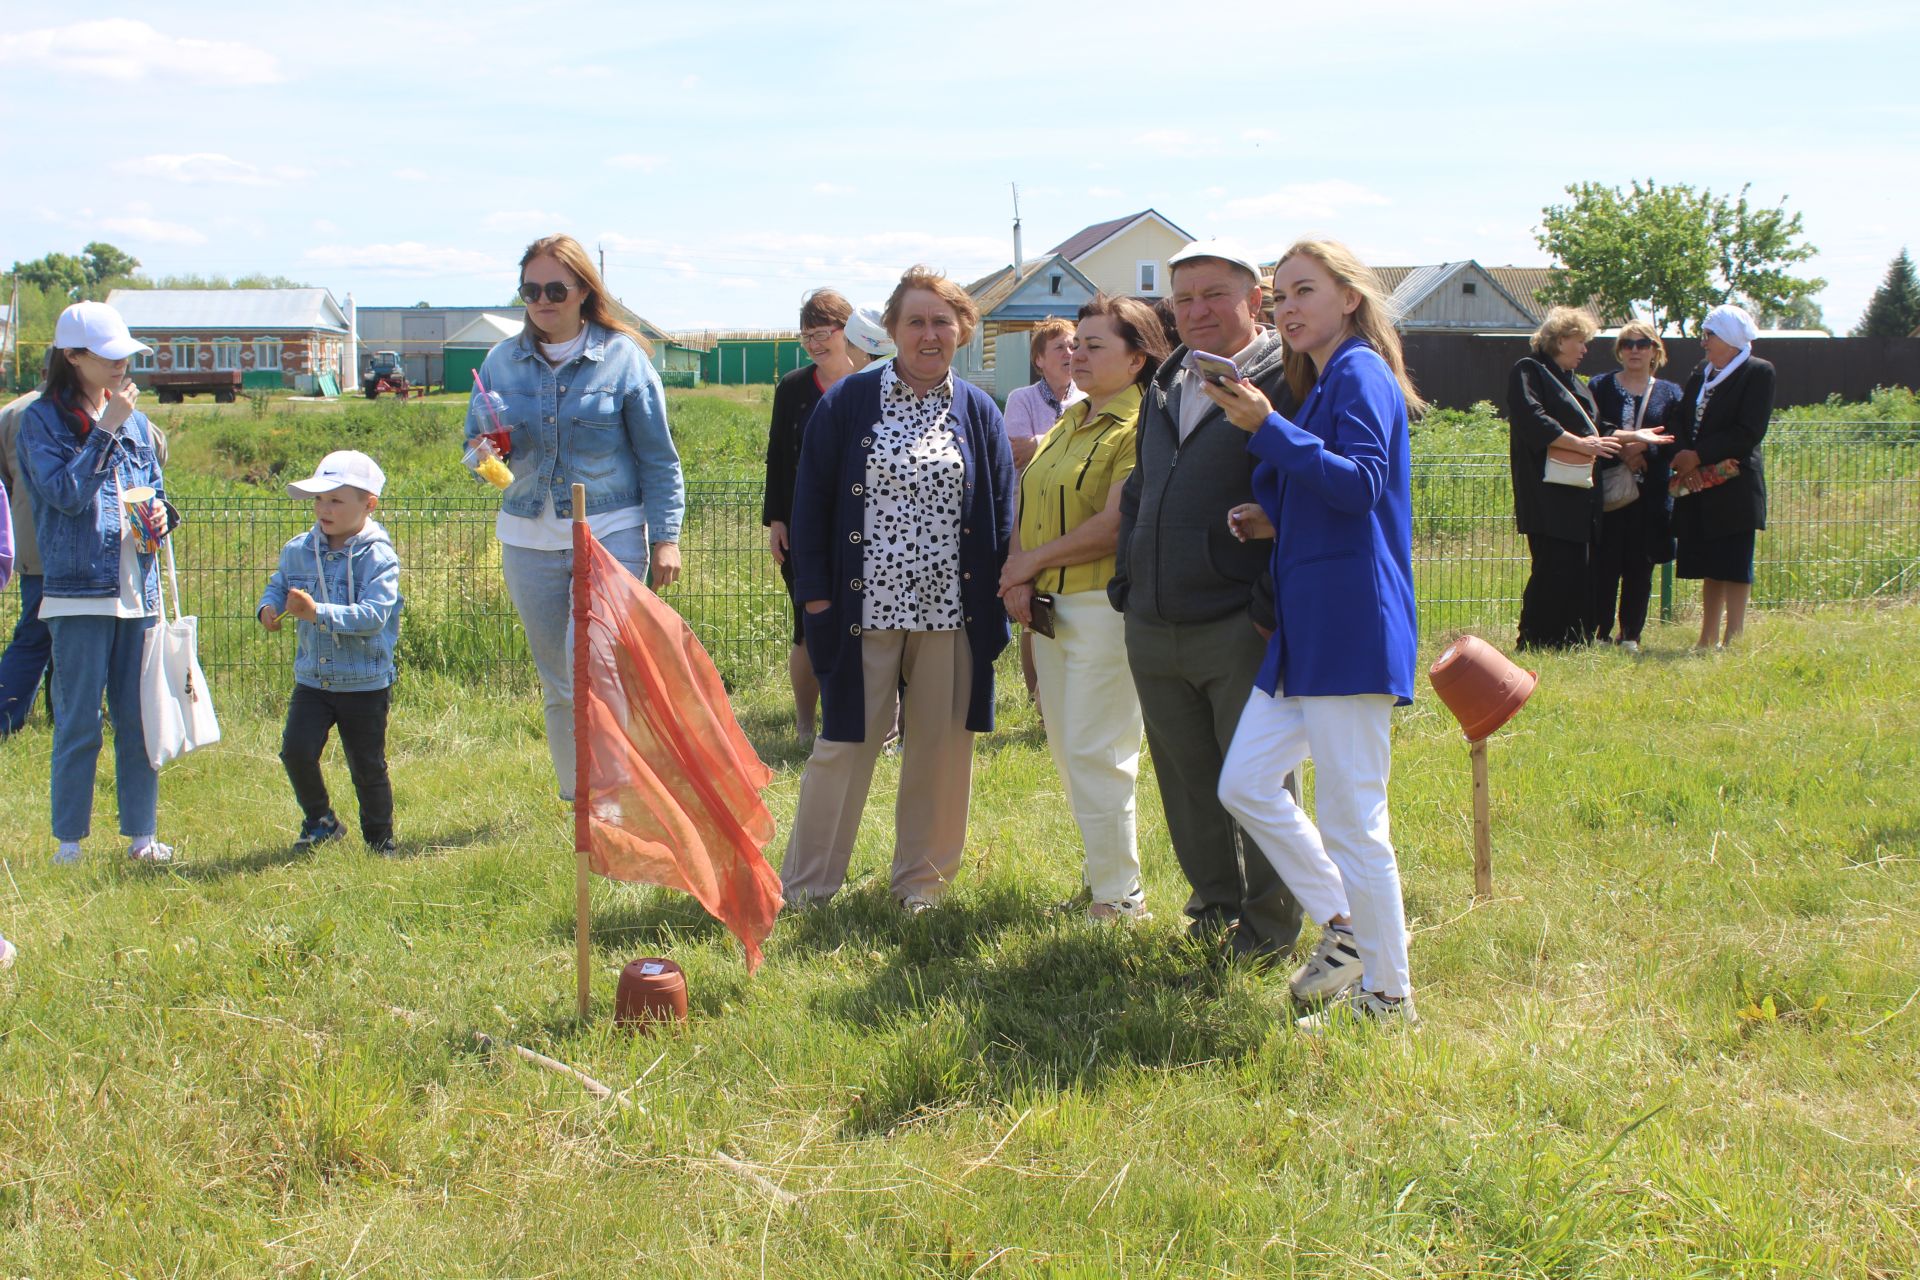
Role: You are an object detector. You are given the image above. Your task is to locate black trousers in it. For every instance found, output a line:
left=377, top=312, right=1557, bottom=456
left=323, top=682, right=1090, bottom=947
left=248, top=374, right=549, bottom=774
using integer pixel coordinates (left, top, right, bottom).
left=281, top=684, right=393, bottom=843
left=1591, top=505, right=1655, bottom=643
left=1517, top=534, right=1597, bottom=651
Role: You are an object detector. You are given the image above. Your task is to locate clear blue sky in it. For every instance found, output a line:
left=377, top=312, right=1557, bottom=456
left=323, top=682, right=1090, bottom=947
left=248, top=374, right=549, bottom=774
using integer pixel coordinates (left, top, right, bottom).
left=2, top=1, right=1913, bottom=332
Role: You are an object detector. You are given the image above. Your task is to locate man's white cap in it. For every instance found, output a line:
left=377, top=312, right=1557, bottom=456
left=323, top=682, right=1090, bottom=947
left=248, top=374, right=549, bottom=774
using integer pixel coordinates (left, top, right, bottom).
left=844, top=305, right=896, bottom=358
left=53, top=301, right=150, bottom=360
left=287, top=450, right=386, bottom=498
left=1168, top=239, right=1266, bottom=284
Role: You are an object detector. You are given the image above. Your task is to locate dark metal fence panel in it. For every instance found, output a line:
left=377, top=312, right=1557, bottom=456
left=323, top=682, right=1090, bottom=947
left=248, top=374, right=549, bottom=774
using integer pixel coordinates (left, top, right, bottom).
left=1, top=429, right=1913, bottom=698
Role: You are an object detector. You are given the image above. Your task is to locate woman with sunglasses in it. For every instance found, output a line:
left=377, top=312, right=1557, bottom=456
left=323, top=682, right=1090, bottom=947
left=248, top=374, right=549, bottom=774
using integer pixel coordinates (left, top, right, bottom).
left=1588, top=322, right=1683, bottom=652
left=465, top=234, right=686, bottom=800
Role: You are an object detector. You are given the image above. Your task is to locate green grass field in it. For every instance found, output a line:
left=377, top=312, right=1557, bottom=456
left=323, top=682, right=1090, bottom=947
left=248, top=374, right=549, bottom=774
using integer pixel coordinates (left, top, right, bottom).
left=1, top=606, right=1916, bottom=1276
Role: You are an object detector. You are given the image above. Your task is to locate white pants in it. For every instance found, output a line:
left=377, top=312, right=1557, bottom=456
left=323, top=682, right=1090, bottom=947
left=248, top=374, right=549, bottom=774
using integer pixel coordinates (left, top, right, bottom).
left=1217, top=691, right=1410, bottom=997
left=1031, top=589, right=1144, bottom=905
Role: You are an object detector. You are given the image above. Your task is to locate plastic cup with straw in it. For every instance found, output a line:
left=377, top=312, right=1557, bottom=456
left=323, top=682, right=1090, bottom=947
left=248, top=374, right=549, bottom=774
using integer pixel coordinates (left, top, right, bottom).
left=466, top=372, right=515, bottom=489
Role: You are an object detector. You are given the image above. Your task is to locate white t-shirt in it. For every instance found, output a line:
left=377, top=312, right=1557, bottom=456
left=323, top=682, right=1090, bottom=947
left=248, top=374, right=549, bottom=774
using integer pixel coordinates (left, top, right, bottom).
left=40, top=406, right=150, bottom=620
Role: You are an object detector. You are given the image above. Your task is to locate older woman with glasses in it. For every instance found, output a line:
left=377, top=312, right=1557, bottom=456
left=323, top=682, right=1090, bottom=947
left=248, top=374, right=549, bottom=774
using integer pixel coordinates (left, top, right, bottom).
left=782, top=266, right=1015, bottom=913
left=1588, top=322, right=1683, bottom=651
left=763, top=290, right=894, bottom=741
left=465, top=233, right=686, bottom=801
left=1670, top=304, right=1775, bottom=649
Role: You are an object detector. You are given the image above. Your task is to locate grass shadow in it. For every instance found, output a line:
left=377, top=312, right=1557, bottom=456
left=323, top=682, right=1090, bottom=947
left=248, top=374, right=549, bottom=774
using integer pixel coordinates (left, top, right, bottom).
left=173, top=821, right=507, bottom=880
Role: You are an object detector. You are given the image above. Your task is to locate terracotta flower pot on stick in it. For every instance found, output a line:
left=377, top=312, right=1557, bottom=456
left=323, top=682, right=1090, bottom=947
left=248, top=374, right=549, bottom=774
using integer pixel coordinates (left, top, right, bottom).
left=1427, top=636, right=1538, bottom=898
left=615, top=957, right=688, bottom=1032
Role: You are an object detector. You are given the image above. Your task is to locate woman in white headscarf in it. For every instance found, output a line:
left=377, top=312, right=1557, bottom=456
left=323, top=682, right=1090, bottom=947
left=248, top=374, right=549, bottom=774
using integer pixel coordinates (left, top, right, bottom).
left=1670, top=304, right=1775, bottom=649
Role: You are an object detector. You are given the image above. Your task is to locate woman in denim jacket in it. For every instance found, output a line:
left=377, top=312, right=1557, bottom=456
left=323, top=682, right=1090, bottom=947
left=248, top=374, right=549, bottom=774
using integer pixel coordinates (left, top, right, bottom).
left=464, top=235, right=686, bottom=800
left=19, top=302, right=176, bottom=865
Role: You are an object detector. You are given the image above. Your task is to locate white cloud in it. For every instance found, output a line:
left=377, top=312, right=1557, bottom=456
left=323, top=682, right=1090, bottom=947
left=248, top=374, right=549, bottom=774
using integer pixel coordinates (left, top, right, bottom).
left=596, top=229, right=1009, bottom=289
left=812, top=182, right=856, bottom=196
left=1215, top=181, right=1393, bottom=222
left=391, top=168, right=431, bottom=182
left=1241, top=128, right=1277, bottom=142
left=1087, top=186, right=1124, bottom=200
left=303, top=241, right=504, bottom=278
left=1133, top=129, right=1193, bottom=154
left=482, top=210, right=570, bottom=232
left=0, top=19, right=282, bottom=85
left=99, top=217, right=208, bottom=246
left=312, top=218, right=340, bottom=235
left=119, top=153, right=309, bottom=187
left=550, top=63, right=613, bottom=79
left=679, top=74, right=700, bottom=89
left=606, top=153, right=665, bottom=173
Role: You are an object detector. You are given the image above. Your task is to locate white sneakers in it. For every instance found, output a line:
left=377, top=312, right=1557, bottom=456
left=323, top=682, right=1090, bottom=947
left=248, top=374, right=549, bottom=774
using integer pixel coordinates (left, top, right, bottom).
left=0, top=935, right=14, bottom=969
left=128, top=839, right=174, bottom=864
left=1289, top=925, right=1363, bottom=1003
left=1297, top=989, right=1420, bottom=1033
left=1088, top=900, right=1152, bottom=925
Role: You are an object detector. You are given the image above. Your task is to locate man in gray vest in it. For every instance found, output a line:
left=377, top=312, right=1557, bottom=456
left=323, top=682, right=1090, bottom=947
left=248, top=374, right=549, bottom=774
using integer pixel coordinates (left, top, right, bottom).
left=1110, top=241, right=1302, bottom=962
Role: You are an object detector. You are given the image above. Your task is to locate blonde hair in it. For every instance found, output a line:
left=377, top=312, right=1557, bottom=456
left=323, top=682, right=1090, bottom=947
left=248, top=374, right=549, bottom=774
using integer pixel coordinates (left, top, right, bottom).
left=1273, top=239, right=1425, bottom=414
left=1613, top=319, right=1668, bottom=371
left=883, top=266, right=979, bottom=347
left=1530, top=305, right=1597, bottom=358
left=518, top=234, right=651, bottom=355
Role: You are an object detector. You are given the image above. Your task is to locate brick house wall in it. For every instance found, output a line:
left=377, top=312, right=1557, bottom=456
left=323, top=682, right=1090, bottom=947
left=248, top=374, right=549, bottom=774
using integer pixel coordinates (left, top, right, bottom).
left=127, top=328, right=345, bottom=387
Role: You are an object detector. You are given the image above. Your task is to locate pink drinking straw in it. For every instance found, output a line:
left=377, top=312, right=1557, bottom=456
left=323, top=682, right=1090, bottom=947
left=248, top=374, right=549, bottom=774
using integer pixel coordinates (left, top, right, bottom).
left=472, top=369, right=508, bottom=434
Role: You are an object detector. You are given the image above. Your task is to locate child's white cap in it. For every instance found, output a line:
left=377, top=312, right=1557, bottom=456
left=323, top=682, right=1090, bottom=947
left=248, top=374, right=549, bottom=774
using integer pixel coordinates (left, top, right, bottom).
left=287, top=450, right=385, bottom=498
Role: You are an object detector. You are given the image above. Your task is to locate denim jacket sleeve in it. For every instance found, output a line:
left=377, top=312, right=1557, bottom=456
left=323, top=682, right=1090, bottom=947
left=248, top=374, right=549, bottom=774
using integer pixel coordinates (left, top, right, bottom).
left=622, top=356, right=685, bottom=542
left=20, top=403, right=124, bottom=516
left=259, top=562, right=290, bottom=619
left=311, top=544, right=400, bottom=636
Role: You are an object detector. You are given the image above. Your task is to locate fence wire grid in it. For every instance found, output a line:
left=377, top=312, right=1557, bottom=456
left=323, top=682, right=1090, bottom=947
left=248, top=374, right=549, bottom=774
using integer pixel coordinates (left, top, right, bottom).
left=0, top=426, right=1914, bottom=697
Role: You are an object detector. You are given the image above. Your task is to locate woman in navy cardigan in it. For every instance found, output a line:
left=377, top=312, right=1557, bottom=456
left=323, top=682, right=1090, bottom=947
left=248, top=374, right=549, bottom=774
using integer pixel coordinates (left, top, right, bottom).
left=1203, top=239, right=1422, bottom=1030
left=781, top=267, right=1016, bottom=912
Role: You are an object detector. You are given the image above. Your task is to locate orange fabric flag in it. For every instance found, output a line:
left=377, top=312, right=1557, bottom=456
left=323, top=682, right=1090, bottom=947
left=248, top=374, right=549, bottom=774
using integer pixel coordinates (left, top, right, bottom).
left=574, top=530, right=782, bottom=972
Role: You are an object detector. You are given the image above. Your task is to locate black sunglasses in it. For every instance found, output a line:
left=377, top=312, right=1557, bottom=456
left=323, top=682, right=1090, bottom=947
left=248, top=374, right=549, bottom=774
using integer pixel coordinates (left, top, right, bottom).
left=519, top=280, right=581, bottom=304
left=1618, top=337, right=1656, bottom=350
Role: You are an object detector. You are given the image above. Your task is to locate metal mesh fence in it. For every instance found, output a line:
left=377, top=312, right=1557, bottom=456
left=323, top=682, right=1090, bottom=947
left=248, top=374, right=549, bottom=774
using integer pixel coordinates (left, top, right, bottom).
left=1, top=426, right=1914, bottom=697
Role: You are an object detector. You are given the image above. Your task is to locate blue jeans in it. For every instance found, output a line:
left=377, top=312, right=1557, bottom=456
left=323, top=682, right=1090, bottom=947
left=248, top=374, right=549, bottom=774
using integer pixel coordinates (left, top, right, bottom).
left=0, top=574, right=52, bottom=734
left=44, top=613, right=158, bottom=842
left=500, top=526, right=649, bottom=800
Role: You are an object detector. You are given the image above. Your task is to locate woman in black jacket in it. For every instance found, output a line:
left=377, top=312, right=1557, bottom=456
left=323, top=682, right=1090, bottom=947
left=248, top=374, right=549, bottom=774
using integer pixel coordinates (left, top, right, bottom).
left=1508, top=308, right=1620, bottom=649
left=1670, top=304, right=1775, bottom=649
left=1588, top=321, right=1684, bottom=651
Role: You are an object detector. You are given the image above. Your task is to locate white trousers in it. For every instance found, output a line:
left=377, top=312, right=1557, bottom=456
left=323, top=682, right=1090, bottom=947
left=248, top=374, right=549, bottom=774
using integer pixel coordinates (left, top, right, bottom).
left=1217, top=691, right=1411, bottom=997
left=1031, top=589, right=1144, bottom=905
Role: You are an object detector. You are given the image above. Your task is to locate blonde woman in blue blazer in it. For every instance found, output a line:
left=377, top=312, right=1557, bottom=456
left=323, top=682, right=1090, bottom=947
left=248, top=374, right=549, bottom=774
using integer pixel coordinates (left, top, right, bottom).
left=1204, top=239, right=1422, bottom=1031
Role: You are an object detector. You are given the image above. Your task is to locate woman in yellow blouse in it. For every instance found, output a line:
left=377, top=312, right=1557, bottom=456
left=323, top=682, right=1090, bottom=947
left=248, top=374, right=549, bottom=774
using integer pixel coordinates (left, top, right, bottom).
left=999, top=295, right=1170, bottom=921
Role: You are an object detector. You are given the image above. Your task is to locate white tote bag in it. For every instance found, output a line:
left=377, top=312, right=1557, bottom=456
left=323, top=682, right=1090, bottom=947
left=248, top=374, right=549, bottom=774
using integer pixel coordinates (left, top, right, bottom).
left=141, top=537, right=220, bottom=769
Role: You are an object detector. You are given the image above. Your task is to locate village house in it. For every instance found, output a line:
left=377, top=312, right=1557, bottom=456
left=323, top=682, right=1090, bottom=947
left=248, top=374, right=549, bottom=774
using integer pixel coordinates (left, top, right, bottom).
left=107, top=288, right=351, bottom=391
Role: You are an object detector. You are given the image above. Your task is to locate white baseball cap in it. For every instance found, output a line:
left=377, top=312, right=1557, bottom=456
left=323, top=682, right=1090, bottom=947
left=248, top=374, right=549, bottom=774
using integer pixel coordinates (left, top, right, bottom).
left=1168, top=239, right=1266, bottom=284
left=287, top=450, right=386, bottom=498
left=53, top=301, right=151, bottom=360
left=844, top=305, right=896, bottom=358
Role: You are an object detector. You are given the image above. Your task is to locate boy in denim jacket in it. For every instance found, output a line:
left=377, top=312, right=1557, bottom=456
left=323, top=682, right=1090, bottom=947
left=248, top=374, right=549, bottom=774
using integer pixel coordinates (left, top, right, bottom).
left=258, top=451, right=403, bottom=851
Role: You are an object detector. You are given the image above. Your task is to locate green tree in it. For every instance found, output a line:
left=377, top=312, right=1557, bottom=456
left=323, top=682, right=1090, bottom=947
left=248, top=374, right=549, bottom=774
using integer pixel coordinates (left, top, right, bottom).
left=1537, top=180, right=1824, bottom=335
left=81, top=241, right=140, bottom=286
left=10, top=251, right=89, bottom=298
left=1854, top=248, right=1920, bottom=337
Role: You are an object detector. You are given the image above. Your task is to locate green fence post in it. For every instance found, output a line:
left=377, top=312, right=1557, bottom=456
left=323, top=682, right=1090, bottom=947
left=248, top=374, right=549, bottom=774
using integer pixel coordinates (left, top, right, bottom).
left=1660, top=562, right=1673, bottom=623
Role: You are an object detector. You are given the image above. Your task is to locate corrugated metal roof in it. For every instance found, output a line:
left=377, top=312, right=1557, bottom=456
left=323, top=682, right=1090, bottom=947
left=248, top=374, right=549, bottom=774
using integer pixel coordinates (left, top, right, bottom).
left=1255, top=260, right=1619, bottom=327
left=445, top=313, right=524, bottom=346
left=105, top=288, right=349, bottom=333
left=1046, top=209, right=1193, bottom=262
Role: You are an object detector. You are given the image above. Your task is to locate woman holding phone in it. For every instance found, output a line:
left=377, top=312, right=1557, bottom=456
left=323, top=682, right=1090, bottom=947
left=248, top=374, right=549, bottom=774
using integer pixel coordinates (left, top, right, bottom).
left=999, top=295, right=1167, bottom=921
left=19, top=302, right=175, bottom=866
left=466, top=233, right=686, bottom=800
left=1202, top=240, right=1421, bottom=1029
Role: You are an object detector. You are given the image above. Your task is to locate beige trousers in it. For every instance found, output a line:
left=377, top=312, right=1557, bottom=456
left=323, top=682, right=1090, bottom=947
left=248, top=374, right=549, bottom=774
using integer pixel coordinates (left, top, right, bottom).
left=780, top=629, right=975, bottom=905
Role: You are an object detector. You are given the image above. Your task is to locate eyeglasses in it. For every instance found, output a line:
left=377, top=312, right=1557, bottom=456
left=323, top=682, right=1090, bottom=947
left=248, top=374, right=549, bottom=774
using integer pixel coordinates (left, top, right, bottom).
left=519, top=280, right=581, bottom=304
left=800, top=327, right=842, bottom=345
left=1618, top=337, right=1656, bottom=350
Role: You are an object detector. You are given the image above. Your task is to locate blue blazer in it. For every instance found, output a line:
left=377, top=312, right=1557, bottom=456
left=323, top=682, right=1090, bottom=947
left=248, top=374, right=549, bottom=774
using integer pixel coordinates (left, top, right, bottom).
left=1246, top=337, right=1416, bottom=704
left=790, top=364, right=1016, bottom=740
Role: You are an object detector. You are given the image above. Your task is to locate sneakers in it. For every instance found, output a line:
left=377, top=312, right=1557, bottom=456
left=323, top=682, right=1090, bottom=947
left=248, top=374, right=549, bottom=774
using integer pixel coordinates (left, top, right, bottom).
left=127, top=839, right=173, bottom=864
left=0, top=935, right=14, bottom=969
left=1619, top=639, right=1641, bottom=654
left=52, top=842, right=82, bottom=866
left=900, top=895, right=937, bottom=916
left=367, top=836, right=399, bottom=855
left=1297, top=989, right=1419, bottom=1034
left=1289, top=925, right=1364, bottom=1003
left=294, top=812, right=345, bottom=851
left=1088, top=900, right=1152, bottom=925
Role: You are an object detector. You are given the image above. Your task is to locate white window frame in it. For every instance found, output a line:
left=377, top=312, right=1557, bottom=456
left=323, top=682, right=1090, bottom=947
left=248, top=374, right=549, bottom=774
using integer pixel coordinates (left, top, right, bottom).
left=1136, top=260, right=1160, bottom=296
left=172, top=338, right=198, bottom=370
left=254, top=336, right=283, bottom=370
left=212, top=338, right=242, bottom=371
left=132, top=343, right=156, bottom=372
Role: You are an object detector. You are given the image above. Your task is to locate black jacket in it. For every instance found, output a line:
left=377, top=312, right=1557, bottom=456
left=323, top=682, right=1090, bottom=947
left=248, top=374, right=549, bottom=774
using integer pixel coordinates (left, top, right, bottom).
left=1507, top=356, right=1602, bottom=543
left=1110, top=331, right=1291, bottom=626
left=1671, top=356, right=1774, bottom=540
left=1590, top=371, right=1684, bottom=564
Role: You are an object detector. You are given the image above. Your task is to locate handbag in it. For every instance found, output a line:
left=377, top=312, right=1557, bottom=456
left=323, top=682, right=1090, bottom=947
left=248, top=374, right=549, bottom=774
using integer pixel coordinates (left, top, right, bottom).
left=1027, top=592, right=1057, bottom=639
left=1535, top=362, right=1599, bottom=489
left=141, top=536, right=221, bottom=769
left=1600, top=381, right=1651, bottom=511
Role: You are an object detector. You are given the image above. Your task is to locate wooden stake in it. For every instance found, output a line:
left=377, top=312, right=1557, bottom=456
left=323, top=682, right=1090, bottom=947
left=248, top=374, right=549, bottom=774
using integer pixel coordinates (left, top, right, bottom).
left=572, top=482, right=591, bottom=1020
left=1470, top=737, right=1492, bottom=899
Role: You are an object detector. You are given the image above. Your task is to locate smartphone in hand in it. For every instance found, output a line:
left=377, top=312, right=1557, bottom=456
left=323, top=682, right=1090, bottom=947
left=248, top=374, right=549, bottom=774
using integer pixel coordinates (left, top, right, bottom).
left=1183, top=350, right=1242, bottom=386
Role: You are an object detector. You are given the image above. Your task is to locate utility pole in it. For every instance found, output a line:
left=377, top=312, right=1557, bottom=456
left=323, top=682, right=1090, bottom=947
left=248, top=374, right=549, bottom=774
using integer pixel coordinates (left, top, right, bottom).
left=599, top=243, right=606, bottom=283
left=1011, top=183, right=1024, bottom=273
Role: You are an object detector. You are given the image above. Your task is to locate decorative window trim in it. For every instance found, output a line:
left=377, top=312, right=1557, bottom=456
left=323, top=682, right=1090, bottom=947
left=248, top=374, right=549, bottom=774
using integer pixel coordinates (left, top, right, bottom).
left=254, top=336, right=283, bottom=369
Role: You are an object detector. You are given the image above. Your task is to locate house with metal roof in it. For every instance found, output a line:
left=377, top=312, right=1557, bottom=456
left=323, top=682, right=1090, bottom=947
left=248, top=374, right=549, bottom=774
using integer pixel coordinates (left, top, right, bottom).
left=1257, top=260, right=1623, bottom=333
left=1047, top=209, right=1194, bottom=301
left=106, top=287, right=350, bottom=390
left=356, top=299, right=679, bottom=388
left=955, top=253, right=1099, bottom=397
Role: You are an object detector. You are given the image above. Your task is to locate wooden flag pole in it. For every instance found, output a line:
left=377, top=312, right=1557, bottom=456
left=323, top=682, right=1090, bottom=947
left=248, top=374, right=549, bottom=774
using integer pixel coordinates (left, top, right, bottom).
left=572, top=482, right=592, bottom=1019
left=1470, top=737, right=1492, bottom=899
